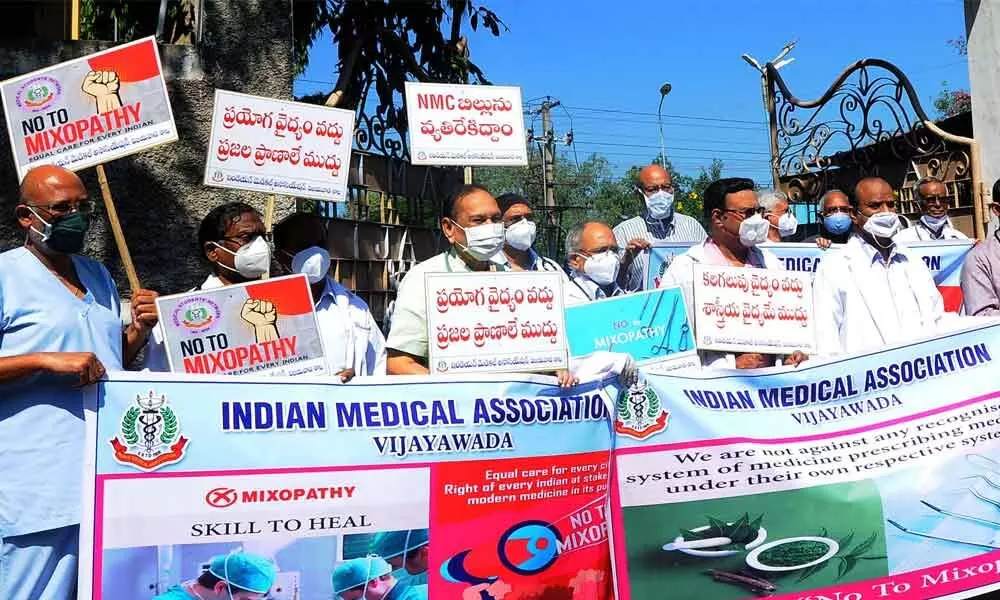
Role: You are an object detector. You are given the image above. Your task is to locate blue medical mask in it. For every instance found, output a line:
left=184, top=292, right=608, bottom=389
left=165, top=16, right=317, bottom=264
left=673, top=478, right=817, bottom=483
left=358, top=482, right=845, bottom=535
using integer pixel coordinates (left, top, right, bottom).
left=823, top=212, right=852, bottom=235
left=921, top=214, right=948, bottom=231
left=644, top=190, right=675, bottom=220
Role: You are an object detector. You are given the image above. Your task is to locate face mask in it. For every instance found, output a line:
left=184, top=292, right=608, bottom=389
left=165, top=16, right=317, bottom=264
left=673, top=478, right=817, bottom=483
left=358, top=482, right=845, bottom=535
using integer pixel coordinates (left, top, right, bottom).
left=738, top=214, right=770, bottom=247
left=505, top=220, right=536, bottom=251
left=921, top=214, right=948, bottom=231
left=644, top=190, right=675, bottom=220
left=776, top=212, right=798, bottom=237
left=823, top=212, right=852, bottom=235
left=28, top=208, right=90, bottom=254
left=454, top=221, right=505, bottom=261
left=583, top=251, right=619, bottom=286
left=863, top=211, right=901, bottom=240
left=214, top=235, right=271, bottom=279
left=291, top=246, right=331, bottom=284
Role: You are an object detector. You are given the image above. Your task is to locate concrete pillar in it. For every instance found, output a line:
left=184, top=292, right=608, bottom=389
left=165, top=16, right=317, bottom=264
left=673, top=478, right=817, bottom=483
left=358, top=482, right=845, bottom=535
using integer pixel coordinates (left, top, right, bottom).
left=967, top=0, right=1000, bottom=232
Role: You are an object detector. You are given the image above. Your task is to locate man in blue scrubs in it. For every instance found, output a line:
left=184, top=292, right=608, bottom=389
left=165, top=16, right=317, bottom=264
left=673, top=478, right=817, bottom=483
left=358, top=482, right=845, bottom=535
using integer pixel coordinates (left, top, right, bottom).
left=333, top=555, right=428, bottom=600
left=153, top=552, right=276, bottom=600
left=0, top=165, right=160, bottom=600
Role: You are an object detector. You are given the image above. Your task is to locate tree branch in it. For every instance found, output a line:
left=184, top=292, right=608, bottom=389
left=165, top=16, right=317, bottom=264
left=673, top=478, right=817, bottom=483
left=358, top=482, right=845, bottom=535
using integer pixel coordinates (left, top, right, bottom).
left=325, top=38, right=364, bottom=107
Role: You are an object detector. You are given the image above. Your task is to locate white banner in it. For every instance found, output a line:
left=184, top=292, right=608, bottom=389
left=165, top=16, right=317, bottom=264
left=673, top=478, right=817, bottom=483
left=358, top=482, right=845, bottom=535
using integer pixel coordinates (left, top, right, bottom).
left=404, top=82, right=527, bottom=166
left=203, top=90, right=355, bottom=201
left=425, top=271, right=569, bottom=373
left=693, top=264, right=816, bottom=354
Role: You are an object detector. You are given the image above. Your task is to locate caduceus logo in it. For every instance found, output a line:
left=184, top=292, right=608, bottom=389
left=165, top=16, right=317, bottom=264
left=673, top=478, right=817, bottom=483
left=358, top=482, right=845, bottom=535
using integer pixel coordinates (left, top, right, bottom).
left=614, top=378, right=669, bottom=440
left=110, top=390, right=189, bottom=472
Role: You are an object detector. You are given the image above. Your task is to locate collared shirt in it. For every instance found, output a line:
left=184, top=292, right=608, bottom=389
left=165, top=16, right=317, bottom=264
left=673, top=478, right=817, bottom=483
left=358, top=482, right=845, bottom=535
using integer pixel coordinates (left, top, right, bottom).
left=496, top=248, right=565, bottom=273
left=314, top=275, right=387, bottom=375
left=386, top=250, right=505, bottom=362
left=565, top=271, right=625, bottom=306
left=894, top=219, right=969, bottom=242
left=813, top=234, right=946, bottom=355
left=613, top=212, right=708, bottom=292
left=961, top=232, right=1000, bottom=316
left=658, top=240, right=784, bottom=369
left=0, top=247, right=123, bottom=537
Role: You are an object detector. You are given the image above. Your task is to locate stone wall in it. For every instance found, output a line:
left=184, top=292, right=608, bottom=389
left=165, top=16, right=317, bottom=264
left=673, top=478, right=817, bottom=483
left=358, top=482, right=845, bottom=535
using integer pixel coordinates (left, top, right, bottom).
left=0, top=0, right=295, bottom=297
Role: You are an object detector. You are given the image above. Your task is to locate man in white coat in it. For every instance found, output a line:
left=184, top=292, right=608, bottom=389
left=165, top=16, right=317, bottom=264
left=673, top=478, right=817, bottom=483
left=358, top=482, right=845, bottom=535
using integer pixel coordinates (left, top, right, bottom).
left=813, top=176, right=948, bottom=356
left=894, top=176, right=969, bottom=242
left=659, top=177, right=806, bottom=369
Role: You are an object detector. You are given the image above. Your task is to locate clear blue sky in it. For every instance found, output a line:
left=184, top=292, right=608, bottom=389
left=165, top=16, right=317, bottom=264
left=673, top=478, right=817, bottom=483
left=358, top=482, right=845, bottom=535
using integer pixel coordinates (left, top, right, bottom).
left=295, top=0, right=970, bottom=183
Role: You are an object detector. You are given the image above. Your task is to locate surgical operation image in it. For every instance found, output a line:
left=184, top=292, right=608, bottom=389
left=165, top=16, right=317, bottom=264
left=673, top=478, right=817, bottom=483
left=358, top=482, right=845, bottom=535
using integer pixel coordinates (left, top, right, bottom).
left=101, top=528, right=429, bottom=600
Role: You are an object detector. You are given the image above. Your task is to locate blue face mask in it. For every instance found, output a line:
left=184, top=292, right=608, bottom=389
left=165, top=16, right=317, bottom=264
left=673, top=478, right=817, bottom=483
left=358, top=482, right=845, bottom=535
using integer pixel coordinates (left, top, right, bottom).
left=644, top=190, right=675, bottom=220
left=823, top=212, right=852, bottom=235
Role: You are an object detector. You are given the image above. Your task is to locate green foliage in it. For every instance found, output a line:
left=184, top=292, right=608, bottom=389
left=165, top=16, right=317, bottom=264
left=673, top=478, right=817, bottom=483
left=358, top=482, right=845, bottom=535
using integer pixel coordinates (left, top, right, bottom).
left=645, top=387, right=660, bottom=418
left=294, top=0, right=507, bottom=134
left=616, top=390, right=631, bottom=421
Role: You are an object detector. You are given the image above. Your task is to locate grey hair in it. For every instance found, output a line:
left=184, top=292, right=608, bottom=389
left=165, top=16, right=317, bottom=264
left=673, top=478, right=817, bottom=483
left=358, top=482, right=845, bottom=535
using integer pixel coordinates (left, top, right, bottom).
left=819, top=188, right=848, bottom=207
left=757, top=189, right=788, bottom=213
left=565, top=224, right=585, bottom=257
left=914, top=176, right=944, bottom=202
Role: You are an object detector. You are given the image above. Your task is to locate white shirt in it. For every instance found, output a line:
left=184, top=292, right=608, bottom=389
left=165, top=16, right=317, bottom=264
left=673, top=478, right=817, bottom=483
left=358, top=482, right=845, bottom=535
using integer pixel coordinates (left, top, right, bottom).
left=813, top=234, right=947, bottom=356
left=313, top=275, right=386, bottom=376
left=564, top=271, right=625, bottom=306
left=894, top=219, right=969, bottom=242
left=142, top=274, right=224, bottom=372
left=658, top=240, right=784, bottom=369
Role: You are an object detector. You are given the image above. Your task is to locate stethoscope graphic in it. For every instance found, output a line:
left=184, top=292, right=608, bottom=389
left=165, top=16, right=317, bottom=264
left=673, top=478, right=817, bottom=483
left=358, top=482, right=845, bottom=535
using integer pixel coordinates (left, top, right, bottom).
left=888, top=454, right=1000, bottom=549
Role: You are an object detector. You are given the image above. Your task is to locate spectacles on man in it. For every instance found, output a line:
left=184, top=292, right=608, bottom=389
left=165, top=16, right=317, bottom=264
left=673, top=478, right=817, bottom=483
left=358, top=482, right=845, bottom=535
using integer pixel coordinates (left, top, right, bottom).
left=24, top=200, right=96, bottom=215
left=819, top=206, right=853, bottom=217
left=220, top=231, right=271, bottom=246
left=641, top=184, right=675, bottom=194
left=921, top=195, right=949, bottom=206
left=721, top=207, right=765, bottom=220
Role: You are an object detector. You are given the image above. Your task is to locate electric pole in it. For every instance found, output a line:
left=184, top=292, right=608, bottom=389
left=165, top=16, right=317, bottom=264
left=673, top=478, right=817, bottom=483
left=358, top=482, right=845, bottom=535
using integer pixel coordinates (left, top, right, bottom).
left=539, top=99, right=560, bottom=211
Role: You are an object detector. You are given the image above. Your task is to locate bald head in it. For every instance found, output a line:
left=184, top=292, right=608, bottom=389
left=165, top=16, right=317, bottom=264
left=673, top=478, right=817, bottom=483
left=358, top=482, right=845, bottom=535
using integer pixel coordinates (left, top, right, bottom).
left=20, top=165, right=87, bottom=207
left=853, top=177, right=892, bottom=206
left=567, top=221, right=618, bottom=273
left=638, top=164, right=672, bottom=193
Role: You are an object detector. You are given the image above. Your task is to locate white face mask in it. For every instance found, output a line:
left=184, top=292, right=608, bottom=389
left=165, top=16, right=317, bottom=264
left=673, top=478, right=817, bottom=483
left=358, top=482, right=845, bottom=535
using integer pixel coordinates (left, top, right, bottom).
left=291, top=246, right=331, bottom=284
left=644, top=190, right=675, bottom=220
left=583, top=251, right=619, bottom=286
left=454, top=222, right=505, bottom=261
left=920, top=214, right=948, bottom=231
left=777, top=212, right=798, bottom=237
left=863, top=211, right=901, bottom=240
left=738, top=214, right=770, bottom=247
left=505, top=220, right=536, bottom=251
left=214, top=235, right=271, bottom=279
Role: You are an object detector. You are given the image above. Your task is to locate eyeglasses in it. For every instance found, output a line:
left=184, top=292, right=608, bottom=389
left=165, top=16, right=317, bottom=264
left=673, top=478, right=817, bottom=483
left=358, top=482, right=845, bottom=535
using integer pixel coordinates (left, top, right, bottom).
left=863, top=199, right=896, bottom=211
left=721, top=207, right=764, bottom=220
left=921, top=195, right=949, bottom=206
left=574, top=246, right=621, bottom=258
left=220, top=231, right=271, bottom=246
left=25, top=200, right=95, bottom=215
left=641, top=184, right=675, bottom=194
left=819, top=206, right=853, bottom=217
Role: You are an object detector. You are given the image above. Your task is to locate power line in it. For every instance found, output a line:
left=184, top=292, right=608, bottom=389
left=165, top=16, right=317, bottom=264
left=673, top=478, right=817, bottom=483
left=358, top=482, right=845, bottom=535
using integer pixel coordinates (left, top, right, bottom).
left=562, top=105, right=766, bottom=125
left=573, top=140, right=769, bottom=156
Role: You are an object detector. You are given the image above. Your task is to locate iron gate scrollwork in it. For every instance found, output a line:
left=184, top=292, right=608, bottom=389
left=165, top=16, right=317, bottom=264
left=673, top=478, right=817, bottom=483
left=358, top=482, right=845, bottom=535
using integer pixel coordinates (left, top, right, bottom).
left=763, top=58, right=985, bottom=239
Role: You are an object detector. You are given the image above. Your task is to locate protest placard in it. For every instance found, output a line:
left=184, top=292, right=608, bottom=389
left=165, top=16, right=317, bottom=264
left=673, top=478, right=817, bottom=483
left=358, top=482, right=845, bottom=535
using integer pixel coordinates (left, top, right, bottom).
left=80, top=371, right=615, bottom=600
left=761, top=241, right=973, bottom=312
left=203, top=90, right=355, bottom=202
left=644, top=242, right=697, bottom=290
left=613, top=320, right=1000, bottom=600
left=565, top=287, right=696, bottom=367
left=404, top=81, right=528, bottom=166
left=425, top=271, right=568, bottom=374
left=693, top=264, right=816, bottom=354
left=153, top=274, right=327, bottom=376
left=0, top=36, right=177, bottom=181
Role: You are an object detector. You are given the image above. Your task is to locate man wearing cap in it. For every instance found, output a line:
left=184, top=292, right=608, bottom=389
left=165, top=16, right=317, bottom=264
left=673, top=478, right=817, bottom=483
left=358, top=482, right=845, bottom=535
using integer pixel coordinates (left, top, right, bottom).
left=153, top=552, right=276, bottom=600
left=333, top=555, right=427, bottom=600
left=279, top=243, right=386, bottom=381
left=371, top=529, right=430, bottom=585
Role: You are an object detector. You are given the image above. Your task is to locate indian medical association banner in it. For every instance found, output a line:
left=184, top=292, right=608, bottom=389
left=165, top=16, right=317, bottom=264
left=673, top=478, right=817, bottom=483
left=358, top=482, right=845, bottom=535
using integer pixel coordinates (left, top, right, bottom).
left=154, top=274, right=327, bottom=377
left=80, top=372, right=617, bottom=600
left=647, top=241, right=975, bottom=313
left=0, top=36, right=177, bottom=180
left=614, top=319, right=1000, bottom=600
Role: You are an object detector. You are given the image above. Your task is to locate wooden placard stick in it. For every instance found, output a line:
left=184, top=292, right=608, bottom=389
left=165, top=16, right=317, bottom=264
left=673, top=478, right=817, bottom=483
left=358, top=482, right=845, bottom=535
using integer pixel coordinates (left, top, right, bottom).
left=261, top=193, right=277, bottom=280
left=95, top=164, right=141, bottom=292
